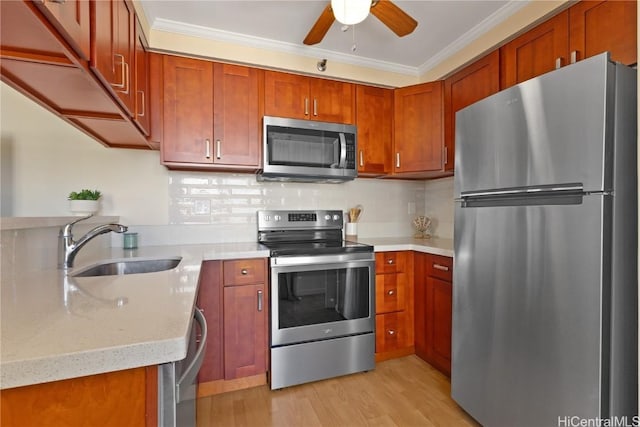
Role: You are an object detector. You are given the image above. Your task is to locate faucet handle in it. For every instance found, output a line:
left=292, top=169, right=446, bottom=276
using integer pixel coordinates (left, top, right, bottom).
left=62, top=214, right=94, bottom=236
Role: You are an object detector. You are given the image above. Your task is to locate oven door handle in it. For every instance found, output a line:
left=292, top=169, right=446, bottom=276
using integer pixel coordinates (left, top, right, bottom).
left=338, top=133, right=347, bottom=168
left=175, top=307, right=207, bottom=404
left=271, top=252, right=374, bottom=267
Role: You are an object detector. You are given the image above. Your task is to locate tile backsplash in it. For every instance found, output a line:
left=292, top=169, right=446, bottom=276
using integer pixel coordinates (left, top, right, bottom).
left=145, top=171, right=427, bottom=244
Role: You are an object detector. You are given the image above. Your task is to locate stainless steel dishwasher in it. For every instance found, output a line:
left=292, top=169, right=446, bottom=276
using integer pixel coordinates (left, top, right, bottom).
left=158, top=308, right=207, bottom=427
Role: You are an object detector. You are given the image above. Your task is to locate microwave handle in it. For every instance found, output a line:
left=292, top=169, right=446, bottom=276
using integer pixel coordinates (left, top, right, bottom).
left=338, top=133, right=347, bottom=168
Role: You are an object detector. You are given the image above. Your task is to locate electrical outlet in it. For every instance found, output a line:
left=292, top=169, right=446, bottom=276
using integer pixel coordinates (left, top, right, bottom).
left=408, top=202, right=416, bottom=215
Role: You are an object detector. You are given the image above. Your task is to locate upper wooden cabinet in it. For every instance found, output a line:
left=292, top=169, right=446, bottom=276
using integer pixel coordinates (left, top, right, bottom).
left=0, top=0, right=151, bottom=149
left=356, top=85, right=393, bottom=177
left=444, top=50, right=500, bottom=172
left=264, top=70, right=355, bottom=124
left=501, top=0, right=636, bottom=89
left=91, top=0, right=136, bottom=115
left=33, top=0, right=90, bottom=61
left=161, top=55, right=261, bottom=171
left=569, top=0, right=637, bottom=66
left=393, top=81, right=445, bottom=176
left=212, top=63, right=262, bottom=168
left=500, top=10, right=569, bottom=88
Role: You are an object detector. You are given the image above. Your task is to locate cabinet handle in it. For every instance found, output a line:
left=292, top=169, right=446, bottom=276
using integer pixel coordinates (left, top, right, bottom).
left=304, top=98, right=309, bottom=116
left=555, top=57, right=563, bottom=69
left=570, top=50, right=578, bottom=64
left=313, top=98, right=318, bottom=116
left=443, top=146, right=448, bottom=165
left=205, top=139, right=211, bottom=159
left=359, top=150, right=364, bottom=167
left=241, top=268, right=248, bottom=275
left=122, top=60, right=130, bottom=94
left=48, top=0, right=66, bottom=3
left=396, top=153, right=400, bottom=168
left=137, top=90, right=145, bottom=117
left=387, top=259, right=394, bottom=264
left=112, top=54, right=126, bottom=89
left=387, top=289, right=395, bottom=296
left=216, top=139, right=221, bottom=159
left=257, top=290, right=263, bottom=312
left=387, top=329, right=396, bottom=336
left=433, top=263, right=449, bottom=272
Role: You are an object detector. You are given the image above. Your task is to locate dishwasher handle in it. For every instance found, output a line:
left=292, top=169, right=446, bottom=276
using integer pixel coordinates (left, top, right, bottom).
left=175, top=307, right=207, bottom=404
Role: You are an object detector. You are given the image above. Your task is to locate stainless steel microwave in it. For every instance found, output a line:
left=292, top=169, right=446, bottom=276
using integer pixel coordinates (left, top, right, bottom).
left=259, top=116, right=357, bottom=183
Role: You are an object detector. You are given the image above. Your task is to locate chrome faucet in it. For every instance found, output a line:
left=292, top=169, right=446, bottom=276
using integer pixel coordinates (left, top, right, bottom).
left=59, top=215, right=128, bottom=270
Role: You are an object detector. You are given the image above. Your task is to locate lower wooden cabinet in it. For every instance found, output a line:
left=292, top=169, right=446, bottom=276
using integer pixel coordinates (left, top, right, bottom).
left=0, top=366, right=157, bottom=427
left=374, top=251, right=414, bottom=361
left=415, top=253, right=453, bottom=376
left=197, top=258, right=268, bottom=396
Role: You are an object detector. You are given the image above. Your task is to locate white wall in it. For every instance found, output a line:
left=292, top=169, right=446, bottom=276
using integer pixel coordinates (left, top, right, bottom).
left=0, top=83, right=169, bottom=225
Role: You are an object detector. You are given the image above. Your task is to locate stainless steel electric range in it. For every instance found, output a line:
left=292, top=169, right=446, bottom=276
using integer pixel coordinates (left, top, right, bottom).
left=258, top=210, right=375, bottom=389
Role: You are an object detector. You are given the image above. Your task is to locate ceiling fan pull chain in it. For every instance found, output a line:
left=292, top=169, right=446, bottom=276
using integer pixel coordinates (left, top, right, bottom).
left=352, top=25, right=357, bottom=52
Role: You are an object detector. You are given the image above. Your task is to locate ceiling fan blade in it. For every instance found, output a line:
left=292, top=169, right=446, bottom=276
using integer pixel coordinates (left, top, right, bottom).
left=370, top=0, right=418, bottom=37
left=304, top=4, right=335, bottom=45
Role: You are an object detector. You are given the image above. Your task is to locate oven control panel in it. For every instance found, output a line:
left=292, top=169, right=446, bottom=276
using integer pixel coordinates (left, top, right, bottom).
left=258, top=210, right=343, bottom=231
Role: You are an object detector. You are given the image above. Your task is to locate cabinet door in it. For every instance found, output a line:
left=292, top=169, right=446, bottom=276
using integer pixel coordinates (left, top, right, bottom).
left=147, top=52, right=163, bottom=149
left=197, top=261, right=223, bottom=383
left=375, top=312, right=407, bottom=353
left=213, top=63, right=261, bottom=167
left=223, top=284, right=267, bottom=380
left=569, top=0, right=637, bottom=66
left=500, top=10, right=569, bottom=89
left=356, top=85, right=392, bottom=176
left=264, top=71, right=309, bottom=120
left=414, top=253, right=428, bottom=360
left=375, top=272, right=406, bottom=314
left=161, top=55, right=214, bottom=165
left=425, top=275, right=452, bottom=376
left=393, top=81, right=444, bottom=173
left=33, top=0, right=90, bottom=60
left=91, top=0, right=135, bottom=115
left=309, top=78, right=355, bottom=124
left=444, top=50, right=500, bottom=172
left=133, top=18, right=149, bottom=136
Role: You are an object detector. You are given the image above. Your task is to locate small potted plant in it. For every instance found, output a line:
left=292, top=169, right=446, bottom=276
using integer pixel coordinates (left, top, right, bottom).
left=68, top=189, right=102, bottom=215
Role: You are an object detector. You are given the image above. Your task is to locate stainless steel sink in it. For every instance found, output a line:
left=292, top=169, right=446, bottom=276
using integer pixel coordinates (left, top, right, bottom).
left=72, top=257, right=182, bottom=277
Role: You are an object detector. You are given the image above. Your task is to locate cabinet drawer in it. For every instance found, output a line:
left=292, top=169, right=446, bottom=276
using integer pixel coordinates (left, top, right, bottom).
left=375, top=312, right=407, bottom=353
left=426, top=254, right=452, bottom=282
left=375, top=272, right=406, bottom=314
left=375, top=251, right=407, bottom=274
left=222, top=258, right=266, bottom=286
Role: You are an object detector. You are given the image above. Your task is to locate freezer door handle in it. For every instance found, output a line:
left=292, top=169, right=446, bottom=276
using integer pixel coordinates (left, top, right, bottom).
left=461, top=183, right=583, bottom=199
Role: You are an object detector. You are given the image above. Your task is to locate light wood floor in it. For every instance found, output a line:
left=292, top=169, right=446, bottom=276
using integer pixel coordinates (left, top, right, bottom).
left=196, top=355, right=479, bottom=427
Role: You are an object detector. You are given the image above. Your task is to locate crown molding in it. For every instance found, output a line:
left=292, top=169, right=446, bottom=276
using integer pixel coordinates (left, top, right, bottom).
left=417, top=0, right=529, bottom=76
left=151, top=18, right=420, bottom=76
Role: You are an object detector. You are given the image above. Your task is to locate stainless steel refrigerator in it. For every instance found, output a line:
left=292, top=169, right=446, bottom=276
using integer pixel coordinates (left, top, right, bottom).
left=452, top=52, right=637, bottom=426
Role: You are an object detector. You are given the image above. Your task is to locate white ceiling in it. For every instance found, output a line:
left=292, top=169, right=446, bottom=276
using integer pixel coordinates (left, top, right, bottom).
left=139, top=0, right=529, bottom=76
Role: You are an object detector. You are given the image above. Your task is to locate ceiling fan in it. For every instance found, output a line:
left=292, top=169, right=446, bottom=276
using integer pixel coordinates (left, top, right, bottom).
left=303, top=0, right=418, bottom=46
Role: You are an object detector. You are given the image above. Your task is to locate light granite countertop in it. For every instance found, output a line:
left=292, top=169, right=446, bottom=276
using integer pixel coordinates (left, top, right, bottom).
left=0, top=243, right=269, bottom=390
left=1, top=237, right=452, bottom=390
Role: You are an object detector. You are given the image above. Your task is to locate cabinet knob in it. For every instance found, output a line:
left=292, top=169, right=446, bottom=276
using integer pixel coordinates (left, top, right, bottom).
left=387, top=259, right=394, bottom=264
left=387, top=329, right=396, bottom=336
left=241, top=268, right=248, bottom=275
left=387, top=289, right=395, bottom=296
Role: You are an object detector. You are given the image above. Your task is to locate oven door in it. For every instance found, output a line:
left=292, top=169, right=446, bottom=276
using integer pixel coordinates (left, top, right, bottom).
left=270, top=252, right=375, bottom=347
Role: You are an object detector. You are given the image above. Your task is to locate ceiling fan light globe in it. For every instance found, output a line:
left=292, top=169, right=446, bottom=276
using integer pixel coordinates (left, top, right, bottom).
left=331, top=0, right=370, bottom=25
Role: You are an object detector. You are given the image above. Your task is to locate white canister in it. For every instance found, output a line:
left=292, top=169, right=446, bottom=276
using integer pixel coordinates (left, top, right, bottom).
left=345, top=222, right=357, bottom=238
